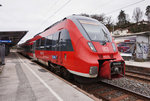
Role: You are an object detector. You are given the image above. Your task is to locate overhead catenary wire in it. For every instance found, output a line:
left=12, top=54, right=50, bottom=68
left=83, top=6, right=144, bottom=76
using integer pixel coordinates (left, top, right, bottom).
left=97, top=0, right=113, bottom=9
left=20, top=0, right=71, bottom=43
left=42, top=0, right=59, bottom=17
left=105, top=0, right=145, bottom=15
left=39, top=0, right=71, bottom=28
left=32, top=0, right=71, bottom=36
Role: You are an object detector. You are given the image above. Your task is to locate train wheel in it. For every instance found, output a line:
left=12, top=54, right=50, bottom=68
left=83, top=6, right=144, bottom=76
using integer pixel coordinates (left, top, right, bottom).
left=48, top=62, right=55, bottom=72
left=61, top=67, right=72, bottom=80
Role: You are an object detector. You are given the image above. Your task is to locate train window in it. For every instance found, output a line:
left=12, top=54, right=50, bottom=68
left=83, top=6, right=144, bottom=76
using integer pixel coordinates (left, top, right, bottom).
left=52, top=32, right=59, bottom=51
left=30, top=44, right=33, bottom=53
left=27, top=45, right=31, bottom=52
left=45, top=35, right=52, bottom=50
left=36, top=39, right=41, bottom=50
left=40, top=37, right=46, bottom=50
left=59, top=29, right=73, bottom=51
left=41, top=37, right=45, bottom=46
left=78, top=19, right=112, bottom=43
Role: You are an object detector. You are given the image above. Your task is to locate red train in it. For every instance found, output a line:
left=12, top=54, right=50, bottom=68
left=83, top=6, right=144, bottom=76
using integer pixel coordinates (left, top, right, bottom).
left=19, top=15, right=125, bottom=81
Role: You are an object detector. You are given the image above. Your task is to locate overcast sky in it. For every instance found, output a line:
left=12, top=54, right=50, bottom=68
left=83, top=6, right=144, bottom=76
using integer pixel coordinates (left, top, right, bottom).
left=0, top=0, right=149, bottom=43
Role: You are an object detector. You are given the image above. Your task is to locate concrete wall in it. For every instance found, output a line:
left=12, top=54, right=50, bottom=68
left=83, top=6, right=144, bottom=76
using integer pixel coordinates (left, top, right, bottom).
left=136, top=35, right=149, bottom=59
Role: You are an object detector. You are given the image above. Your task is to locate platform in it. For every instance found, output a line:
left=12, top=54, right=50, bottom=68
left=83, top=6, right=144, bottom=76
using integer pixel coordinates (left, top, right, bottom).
left=125, top=60, right=150, bottom=74
left=125, top=60, right=150, bottom=68
left=0, top=51, right=96, bottom=101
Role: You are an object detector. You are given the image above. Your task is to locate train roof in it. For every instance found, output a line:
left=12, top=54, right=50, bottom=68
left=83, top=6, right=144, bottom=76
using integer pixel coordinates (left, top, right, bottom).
left=67, top=15, right=98, bottom=22
left=22, top=15, right=103, bottom=45
left=33, top=15, right=99, bottom=39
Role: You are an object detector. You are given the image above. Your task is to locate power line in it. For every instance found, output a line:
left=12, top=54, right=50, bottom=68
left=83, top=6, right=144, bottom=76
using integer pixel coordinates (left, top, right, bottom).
left=99, top=0, right=114, bottom=8
left=105, top=0, right=145, bottom=15
left=32, top=0, right=71, bottom=36
left=42, top=0, right=59, bottom=18
left=40, top=0, right=71, bottom=26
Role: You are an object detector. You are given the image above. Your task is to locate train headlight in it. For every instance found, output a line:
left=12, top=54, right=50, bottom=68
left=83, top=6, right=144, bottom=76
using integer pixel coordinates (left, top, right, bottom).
left=89, top=66, right=98, bottom=75
left=112, top=43, right=116, bottom=52
left=88, top=42, right=97, bottom=52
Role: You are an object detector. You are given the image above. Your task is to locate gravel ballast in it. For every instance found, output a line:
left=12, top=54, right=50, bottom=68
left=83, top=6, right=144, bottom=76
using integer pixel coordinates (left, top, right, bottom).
left=102, top=77, right=150, bottom=97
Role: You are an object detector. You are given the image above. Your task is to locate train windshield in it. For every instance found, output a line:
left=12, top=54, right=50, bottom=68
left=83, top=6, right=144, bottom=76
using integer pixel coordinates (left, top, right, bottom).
left=79, top=19, right=112, bottom=42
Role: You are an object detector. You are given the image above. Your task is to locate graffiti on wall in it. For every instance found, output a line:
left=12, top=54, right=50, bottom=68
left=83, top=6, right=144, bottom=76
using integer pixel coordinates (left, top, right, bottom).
left=137, top=42, right=149, bottom=59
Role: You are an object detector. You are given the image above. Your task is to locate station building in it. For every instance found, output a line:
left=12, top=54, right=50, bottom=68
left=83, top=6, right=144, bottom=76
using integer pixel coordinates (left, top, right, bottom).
left=0, top=29, right=27, bottom=65
left=113, top=31, right=150, bottom=60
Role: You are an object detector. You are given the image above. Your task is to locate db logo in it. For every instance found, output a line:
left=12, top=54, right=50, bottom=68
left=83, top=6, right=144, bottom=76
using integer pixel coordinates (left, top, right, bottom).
left=102, top=47, right=109, bottom=52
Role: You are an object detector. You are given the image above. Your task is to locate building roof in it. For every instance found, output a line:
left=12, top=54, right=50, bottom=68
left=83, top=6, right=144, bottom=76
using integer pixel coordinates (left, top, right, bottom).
left=0, top=30, right=28, bottom=46
left=113, top=31, right=150, bottom=38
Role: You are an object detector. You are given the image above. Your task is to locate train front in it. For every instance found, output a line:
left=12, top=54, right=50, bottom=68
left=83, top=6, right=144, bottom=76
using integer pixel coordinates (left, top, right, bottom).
left=71, top=16, right=125, bottom=80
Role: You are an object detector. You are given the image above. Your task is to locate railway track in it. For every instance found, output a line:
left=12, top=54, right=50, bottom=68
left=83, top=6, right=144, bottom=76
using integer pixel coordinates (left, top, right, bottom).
left=75, top=80, right=150, bottom=101
left=22, top=54, right=150, bottom=101
left=125, top=70, right=150, bottom=82
left=33, top=61, right=150, bottom=101
left=101, top=81, right=150, bottom=100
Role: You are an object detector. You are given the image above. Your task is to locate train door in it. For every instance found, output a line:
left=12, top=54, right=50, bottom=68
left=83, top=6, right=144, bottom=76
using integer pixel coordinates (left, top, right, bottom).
left=59, top=29, right=74, bottom=65
left=57, top=31, right=63, bottom=64
left=35, top=39, right=41, bottom=59
left=40, top=37, right=46, bottom=61
left=52, top=32, right=59, bottom=63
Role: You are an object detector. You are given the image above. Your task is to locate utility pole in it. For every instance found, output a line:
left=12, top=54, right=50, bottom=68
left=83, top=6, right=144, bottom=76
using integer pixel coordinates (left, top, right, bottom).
left=112, top=24, right=114, bottom=34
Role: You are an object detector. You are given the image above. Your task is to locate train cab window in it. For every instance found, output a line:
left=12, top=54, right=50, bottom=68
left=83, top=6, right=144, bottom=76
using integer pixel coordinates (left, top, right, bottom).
left=40, top=37, right=46, bottom=50
left=78, top=19, right=112, bottom=43
left=45, top=35, right=52, bottom=50
left=59, top=29, right=73, bottom=51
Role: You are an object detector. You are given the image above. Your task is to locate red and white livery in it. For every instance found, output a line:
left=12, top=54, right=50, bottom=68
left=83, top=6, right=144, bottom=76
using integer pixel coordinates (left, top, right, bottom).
left=19, top=15, right=125, bottom=81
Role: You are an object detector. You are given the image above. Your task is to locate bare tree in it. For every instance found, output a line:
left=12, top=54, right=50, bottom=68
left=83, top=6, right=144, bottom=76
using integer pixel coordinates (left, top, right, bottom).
left=105, top=16, right=113, bottom=25
left=105, top=16, right=114, bottom=31
left=132, top=7, right=143, bottom=23
left=80, top=13, right=90, bottom=17
left=126, top=14, right=130, bottom=22
left=145, top=5, right=150, bottom=22
left=91, top=14, right=105, bottom=23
